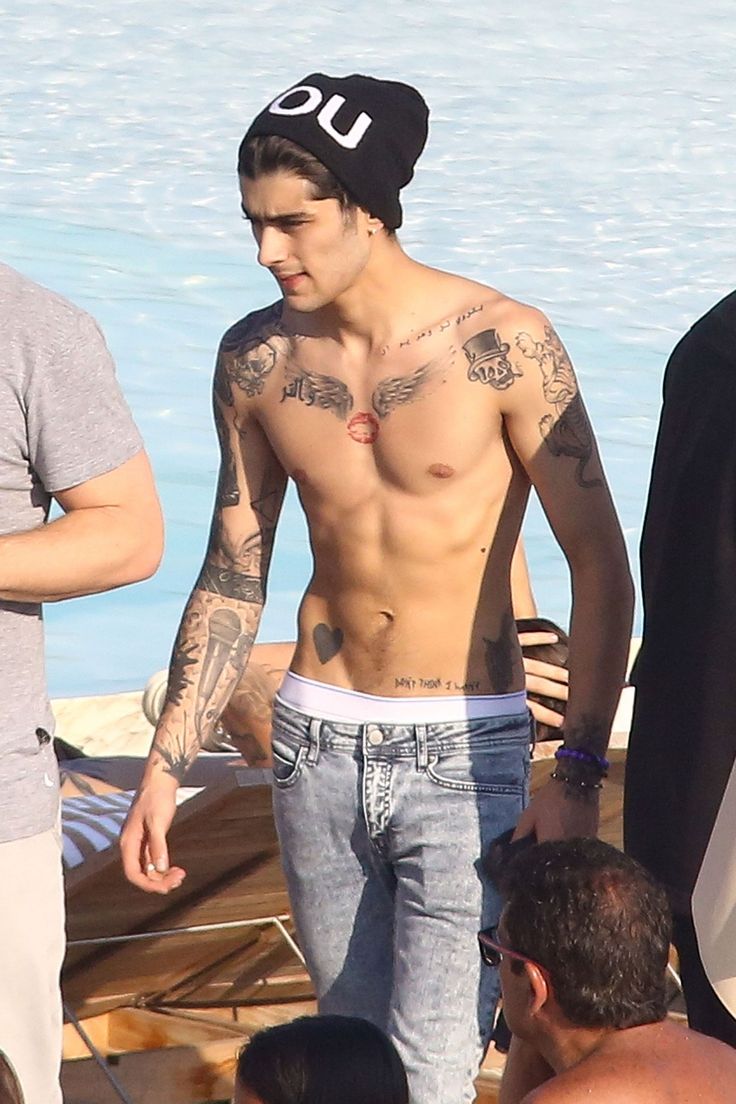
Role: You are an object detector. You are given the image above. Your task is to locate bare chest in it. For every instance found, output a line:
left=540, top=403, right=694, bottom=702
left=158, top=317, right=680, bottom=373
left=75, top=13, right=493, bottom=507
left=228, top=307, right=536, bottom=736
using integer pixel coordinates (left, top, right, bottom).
left=254, top=345, right=508, bottom=501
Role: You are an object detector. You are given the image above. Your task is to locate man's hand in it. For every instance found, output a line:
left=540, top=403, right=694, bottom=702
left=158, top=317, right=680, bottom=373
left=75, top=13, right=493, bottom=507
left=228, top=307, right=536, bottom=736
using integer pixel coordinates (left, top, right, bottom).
left=120, top=772, right=186, bottom=895
left=519, top=627, right=568, bottom=730
left=512, top=775, right=600, bottom=843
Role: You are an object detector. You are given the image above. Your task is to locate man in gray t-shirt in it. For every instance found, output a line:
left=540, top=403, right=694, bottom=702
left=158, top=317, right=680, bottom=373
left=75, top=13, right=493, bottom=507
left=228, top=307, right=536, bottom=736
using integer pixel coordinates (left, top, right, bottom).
left=0, top=262, right=163, bottom=1104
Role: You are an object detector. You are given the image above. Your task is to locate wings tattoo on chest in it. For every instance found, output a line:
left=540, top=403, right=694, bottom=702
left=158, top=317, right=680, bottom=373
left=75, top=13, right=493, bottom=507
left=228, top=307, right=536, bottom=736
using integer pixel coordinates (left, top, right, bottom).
left=371, top=362, right=434, bottom=418
left=281, top=364, right=354, bottom=420
left=280, top=358, right=441, bottom=441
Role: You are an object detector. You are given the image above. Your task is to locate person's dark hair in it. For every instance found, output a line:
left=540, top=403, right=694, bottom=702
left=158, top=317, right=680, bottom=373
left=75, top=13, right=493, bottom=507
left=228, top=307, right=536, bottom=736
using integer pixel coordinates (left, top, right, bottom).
left=238, top=135, right=358, bottom=216
left=235, top=1015, right=409, bottom=1104
left=0, top=1052, right=24, bottom=1104
left=498, top=838, right=671, bottom=1030
left=515, top=617, right=568, bottom=741
left=238, top=135, right=396, bottom=237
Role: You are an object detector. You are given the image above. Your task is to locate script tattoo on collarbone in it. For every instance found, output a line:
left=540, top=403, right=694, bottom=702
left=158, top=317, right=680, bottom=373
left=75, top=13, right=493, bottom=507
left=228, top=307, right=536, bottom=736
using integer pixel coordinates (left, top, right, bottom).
left=463, top=329, right=523, bottom=390
left=516, top=326, right=602, bottom=489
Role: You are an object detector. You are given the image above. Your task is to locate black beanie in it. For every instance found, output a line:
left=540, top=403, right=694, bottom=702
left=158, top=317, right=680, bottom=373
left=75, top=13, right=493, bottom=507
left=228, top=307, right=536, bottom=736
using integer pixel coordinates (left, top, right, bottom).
left=241, top=73, right=429, bottom=230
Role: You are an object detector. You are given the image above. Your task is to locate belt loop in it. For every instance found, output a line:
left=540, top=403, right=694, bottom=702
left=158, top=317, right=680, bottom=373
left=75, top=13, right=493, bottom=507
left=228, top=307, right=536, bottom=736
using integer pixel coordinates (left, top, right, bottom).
left=306, top=718, right=321, bottom=765
left=528, top=708, right=538, bottom=751
left=415, top=724, right=429, bottom=770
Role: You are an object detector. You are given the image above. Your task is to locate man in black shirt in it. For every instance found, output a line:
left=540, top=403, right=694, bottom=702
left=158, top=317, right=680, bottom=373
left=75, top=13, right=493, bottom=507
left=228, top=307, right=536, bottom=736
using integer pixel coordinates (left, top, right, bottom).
left=625, top=289, right=736, bottom=1045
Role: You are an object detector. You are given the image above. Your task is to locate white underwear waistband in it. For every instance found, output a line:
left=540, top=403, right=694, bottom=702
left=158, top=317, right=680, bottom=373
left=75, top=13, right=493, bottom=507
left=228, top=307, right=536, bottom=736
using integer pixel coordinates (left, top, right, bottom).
left=277, top=670, right=527, bottom=725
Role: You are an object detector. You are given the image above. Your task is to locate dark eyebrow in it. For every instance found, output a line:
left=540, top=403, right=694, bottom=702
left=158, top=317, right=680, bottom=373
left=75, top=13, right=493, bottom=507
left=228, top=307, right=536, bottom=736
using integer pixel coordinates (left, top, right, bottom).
left=240, top=203, right=310, bottom=225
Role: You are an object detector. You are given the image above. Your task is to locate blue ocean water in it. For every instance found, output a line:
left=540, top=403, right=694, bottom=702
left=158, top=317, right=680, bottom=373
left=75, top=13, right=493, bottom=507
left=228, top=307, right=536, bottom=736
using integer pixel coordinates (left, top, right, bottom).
left=1, top=1, right=734, bottom=696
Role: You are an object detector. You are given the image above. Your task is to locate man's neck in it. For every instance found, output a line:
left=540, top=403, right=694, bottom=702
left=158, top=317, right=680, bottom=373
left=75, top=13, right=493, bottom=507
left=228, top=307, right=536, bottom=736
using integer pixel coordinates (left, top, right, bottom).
left=284, top=240, right=435, bottom=355
left=533, top=1020, right=615, bottom=1074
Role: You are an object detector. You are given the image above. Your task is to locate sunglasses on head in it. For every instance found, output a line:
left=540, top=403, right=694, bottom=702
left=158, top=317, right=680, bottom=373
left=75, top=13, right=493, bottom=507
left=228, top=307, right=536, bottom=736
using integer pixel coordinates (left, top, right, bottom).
left=477, top=926, right=551, bottom=985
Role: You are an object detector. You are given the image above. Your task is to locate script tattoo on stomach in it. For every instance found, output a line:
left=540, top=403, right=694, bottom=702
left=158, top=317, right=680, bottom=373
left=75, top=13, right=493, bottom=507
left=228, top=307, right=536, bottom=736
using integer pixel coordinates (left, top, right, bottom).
left=394, top=676, right=482, bottom=693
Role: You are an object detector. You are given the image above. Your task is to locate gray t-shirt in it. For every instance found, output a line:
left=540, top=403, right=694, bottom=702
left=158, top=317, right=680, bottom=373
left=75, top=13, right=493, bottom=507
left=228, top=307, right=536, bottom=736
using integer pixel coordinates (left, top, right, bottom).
left=0, top=262, right=144, bottom=842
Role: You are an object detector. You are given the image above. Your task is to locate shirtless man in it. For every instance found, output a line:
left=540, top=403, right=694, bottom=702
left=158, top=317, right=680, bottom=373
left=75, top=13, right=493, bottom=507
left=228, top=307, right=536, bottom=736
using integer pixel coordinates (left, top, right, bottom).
left=487, top=838, right=736, bottom=1103
left=121, top=73, right=633, bottom=1103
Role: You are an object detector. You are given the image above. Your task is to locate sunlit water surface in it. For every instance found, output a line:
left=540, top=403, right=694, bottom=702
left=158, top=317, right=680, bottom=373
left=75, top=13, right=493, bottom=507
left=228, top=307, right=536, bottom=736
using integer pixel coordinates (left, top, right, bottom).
left=1, top=0, right=734, bottom=695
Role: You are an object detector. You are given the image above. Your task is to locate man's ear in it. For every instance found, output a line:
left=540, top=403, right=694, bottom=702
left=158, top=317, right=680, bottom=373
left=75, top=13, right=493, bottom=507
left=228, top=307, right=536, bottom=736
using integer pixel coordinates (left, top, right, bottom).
left=364, top=212, right=385, bottom=237
left=524, top=961, right=550, bottom=1015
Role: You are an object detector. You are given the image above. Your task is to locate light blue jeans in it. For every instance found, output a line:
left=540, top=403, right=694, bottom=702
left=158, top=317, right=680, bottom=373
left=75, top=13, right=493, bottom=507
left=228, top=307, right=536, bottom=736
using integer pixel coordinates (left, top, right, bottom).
left=271, top=698, right=531, bottom=1104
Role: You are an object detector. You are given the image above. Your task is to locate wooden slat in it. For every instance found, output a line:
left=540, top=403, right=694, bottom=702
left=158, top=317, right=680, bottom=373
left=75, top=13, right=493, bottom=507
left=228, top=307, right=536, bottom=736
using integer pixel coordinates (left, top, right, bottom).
left=62, top=768, right=302, bottom=1020
left=61, top=748, right=628, bottom=1101
left=61, top=1037, right=239, bottom=1104
left=62, top=1004, right=502, bottom=1103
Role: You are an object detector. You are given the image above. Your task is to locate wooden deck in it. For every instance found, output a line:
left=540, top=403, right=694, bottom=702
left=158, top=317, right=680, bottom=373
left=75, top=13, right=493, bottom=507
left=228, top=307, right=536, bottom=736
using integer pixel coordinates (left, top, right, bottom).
left=61, top=749, right=627, bottom=1103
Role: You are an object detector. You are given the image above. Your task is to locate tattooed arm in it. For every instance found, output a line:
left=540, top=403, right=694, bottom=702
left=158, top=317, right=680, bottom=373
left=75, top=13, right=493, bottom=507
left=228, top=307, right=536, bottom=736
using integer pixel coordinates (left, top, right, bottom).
left=121, top=331, right=287, bottom=893
left=466, top=306, right=633, bottom=838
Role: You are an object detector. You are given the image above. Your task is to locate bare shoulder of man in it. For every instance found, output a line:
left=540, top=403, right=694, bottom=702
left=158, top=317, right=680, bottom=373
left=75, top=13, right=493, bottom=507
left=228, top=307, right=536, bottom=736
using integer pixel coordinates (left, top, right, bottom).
left=520, top=1071, right=625, bottom=1104
left=453, top=287, right=542, bottom=398
left=216, top=299, right=292, bottom=407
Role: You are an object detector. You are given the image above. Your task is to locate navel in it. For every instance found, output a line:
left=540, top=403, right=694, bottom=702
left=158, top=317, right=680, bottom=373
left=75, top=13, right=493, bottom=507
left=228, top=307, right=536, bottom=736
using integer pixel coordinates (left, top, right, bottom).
left=428, top=463, right=455, bottom=479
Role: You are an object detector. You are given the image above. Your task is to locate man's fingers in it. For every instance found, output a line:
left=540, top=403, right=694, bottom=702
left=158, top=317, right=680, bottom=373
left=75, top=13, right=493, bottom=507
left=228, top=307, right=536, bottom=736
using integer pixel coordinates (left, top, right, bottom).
left=147, top=822, right=171, bottom=875
left=121, top=838, right=186, bottom=895
left=518, top=631, right=558, bottom=647
left=119, top=814, right=146, bottom=882
left=523, top=657, right=569, bottom=683
left=142, top=865, right=187, bottom=894
left=525, top=674, right=569, bottom=702
left=120, top=809, right=185, bottom=894
left=527, top=699, right=565, bottom=727
left=124, top=867, right=186, bottom=895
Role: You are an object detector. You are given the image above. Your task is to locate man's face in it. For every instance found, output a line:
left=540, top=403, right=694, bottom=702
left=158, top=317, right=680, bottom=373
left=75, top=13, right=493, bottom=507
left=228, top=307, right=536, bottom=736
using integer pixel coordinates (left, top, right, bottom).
left=239, top=170, right=372, bottom=312
left=495, top=913, right=532, bottom=1039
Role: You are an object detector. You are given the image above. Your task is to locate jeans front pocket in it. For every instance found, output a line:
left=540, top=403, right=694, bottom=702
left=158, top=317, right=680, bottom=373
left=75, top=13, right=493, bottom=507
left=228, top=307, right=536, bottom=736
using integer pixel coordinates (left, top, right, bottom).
left=271, top=728, right=308, bottom=788
left=426, top=720, right=529, bottom=795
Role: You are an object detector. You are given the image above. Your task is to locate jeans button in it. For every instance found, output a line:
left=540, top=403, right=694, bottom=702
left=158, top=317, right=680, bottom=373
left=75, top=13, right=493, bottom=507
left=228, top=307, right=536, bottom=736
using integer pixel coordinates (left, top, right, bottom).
left=367, top=725, right=384, bottom=746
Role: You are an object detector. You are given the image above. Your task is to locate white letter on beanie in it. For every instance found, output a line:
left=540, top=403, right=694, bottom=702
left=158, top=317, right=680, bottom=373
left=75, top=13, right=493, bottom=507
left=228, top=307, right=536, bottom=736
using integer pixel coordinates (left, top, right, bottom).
left=317, top=95, right=372, bottom=149
left=269, top=85, right=323, bottom=116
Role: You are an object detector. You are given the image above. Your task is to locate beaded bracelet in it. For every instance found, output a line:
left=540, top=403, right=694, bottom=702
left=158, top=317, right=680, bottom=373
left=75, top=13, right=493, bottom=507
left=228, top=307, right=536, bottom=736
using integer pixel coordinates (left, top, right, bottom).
left=555, top=746, right=609, bottom=773
left=550, top=768, right=604, bottom=791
